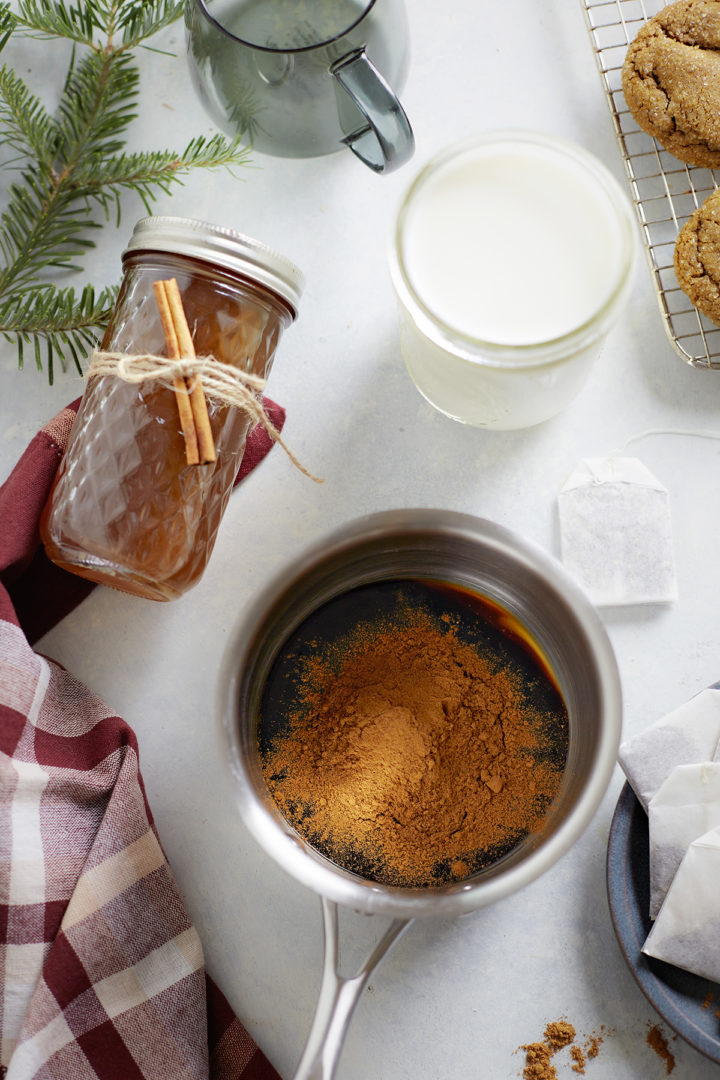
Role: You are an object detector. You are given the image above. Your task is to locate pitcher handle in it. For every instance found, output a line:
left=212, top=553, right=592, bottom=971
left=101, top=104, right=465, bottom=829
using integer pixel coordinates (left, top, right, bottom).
left=331, top=48, right=414, bottom=174
left=292, top=897, right=412, bottom=1080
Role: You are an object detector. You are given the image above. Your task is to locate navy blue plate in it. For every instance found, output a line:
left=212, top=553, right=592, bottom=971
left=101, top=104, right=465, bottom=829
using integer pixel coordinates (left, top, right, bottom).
left=607, top=782, right=720, bottom=1062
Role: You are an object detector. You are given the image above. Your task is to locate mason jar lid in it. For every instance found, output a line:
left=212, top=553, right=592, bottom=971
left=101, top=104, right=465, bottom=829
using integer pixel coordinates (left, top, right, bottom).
left=123, top=216, right=304, bottom=317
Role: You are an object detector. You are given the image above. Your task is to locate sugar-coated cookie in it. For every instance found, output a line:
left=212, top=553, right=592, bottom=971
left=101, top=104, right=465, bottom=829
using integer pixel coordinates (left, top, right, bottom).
left=674, top=187, right=720, bottom=323
left=622, top=0, right=720, bottom=168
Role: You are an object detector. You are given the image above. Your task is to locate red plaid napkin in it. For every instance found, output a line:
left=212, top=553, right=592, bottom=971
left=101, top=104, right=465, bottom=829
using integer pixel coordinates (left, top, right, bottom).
left=0, top=402, right=283, bottom=1080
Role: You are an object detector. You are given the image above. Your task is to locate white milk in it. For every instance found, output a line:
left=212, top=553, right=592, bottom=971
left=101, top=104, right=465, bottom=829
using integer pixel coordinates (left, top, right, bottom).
left=391, top=133, right=636, bottom=429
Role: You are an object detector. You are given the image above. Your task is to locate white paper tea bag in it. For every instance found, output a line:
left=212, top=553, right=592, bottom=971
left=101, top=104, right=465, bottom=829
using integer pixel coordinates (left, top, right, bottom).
left=618, top=687, right=720, bottom=810
left=558, top=457, right=677, bottom=606
left=643, top=825, right=720, bottom=982
left=647, top=762, right=720, bottom=919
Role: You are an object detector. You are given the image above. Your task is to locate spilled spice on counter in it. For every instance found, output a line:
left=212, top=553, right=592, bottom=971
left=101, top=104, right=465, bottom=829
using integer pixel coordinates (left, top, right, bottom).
left=521, top=1039, right=556, bottom=1080
left=518, top=1020, right=607, bottom=1079
left=521, top=1021, right=576, bottom=1080
left=569, top=1031, right=602, bottom=1075
left=646, top=1024, right=675, bottom=1075
left=584, top=1034, right=601, bottom=1061
left=570, top=1045, right=585, bottom=1074
left=260, top=581, right=568, bottom=887
left=545, top=1021, right=576, bottom=1051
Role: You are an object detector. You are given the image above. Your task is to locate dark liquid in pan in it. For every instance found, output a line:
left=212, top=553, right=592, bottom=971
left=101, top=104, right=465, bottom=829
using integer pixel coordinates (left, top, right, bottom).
left=259, top=578, right=569, bottom=886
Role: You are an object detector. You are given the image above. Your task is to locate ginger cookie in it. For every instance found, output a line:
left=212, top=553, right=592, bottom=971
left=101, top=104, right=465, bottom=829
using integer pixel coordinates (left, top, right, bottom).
left=622, top=0, right=720, bottom=168
left=674, top=187, right=720, bottom=323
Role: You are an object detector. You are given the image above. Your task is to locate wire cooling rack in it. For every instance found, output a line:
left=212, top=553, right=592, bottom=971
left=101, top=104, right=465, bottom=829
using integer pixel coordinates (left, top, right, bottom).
left=580, top=0, right=720, bottom=368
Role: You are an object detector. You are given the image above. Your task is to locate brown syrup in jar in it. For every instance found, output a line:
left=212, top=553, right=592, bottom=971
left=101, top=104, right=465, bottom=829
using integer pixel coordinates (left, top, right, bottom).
left=41, top=246, right=296, bottom=600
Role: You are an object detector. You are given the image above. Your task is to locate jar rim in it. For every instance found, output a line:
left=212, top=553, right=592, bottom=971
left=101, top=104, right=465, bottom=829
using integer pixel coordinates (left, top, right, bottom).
left=389, top=130, right=637, bottom=369
left=123, top=216, right=304, bottom=317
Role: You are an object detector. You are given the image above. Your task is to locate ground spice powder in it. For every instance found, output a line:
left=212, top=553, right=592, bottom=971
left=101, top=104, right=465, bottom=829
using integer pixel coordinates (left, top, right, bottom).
left=519, top=1020, right=606, bottom=1079
left=522, top=1039, right=556, bottom=1080
left=646, top=1024, right=675, bottom=1075
left=261, top=598, right=567, bottom=887
left=545, top=1021, right=577, bottom=1051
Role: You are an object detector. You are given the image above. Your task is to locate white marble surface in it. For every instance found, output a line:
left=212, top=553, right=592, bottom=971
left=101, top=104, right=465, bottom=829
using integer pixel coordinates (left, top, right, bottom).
left=4, top=1, right=720, bottom=1077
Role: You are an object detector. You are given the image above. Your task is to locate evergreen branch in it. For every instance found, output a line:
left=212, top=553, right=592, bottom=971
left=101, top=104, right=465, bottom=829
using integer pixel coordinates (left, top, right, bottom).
left=0, top=65, right=59, bottom=165
left=115, top=0, right=184, bottom=49
left=66, top=136, right=251, bottom=224
left=0, top=0, right=253, bottom=381
left=0, top=4, right=16, bottom=52
left=72, top=135, right=252, bottom=199
left=0, top=44, right=139, bottom=293
left=16, top=0, right=184, bottom=51
left=0, top=171, right=101, bottom=291
left=0, top=24, right=140, bottom=295
left=0, top=282, right=117, bottom=381
left=0, top=281, right=115, bottom=333
left=56, top=48, right=139, bottom=163
left=14, top=0, right=101, bottom=45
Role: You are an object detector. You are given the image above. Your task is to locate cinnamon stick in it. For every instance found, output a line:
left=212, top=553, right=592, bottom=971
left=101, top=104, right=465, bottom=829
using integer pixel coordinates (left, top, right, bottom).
left=152, top=278, right=216, bottom=466
left=163, top=278, right=216, bottom=464
left=153, top=280, right=199, bottom=465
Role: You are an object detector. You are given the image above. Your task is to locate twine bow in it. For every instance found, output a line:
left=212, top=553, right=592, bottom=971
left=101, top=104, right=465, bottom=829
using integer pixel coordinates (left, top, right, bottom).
left=87, top=350, right=322, bottom=481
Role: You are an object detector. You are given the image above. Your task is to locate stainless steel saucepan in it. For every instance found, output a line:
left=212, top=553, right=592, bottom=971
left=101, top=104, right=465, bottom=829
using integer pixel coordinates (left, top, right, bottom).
left=218, top=509, right=622, bottom=1080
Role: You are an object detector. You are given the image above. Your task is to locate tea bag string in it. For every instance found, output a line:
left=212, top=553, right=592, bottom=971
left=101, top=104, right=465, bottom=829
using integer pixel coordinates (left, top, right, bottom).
left=573, top=428, right=720, bottom=484
left=86, top=349, right=323, bottom=482
left=615, top=427, right=720, bottom=453
left=590, top=428, right=720, bottom=485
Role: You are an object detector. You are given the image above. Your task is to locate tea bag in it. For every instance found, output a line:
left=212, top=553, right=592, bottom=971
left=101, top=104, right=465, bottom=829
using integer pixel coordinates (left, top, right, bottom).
left=647, top=762, right=720, bottom=918
left=558, top=457, right=677, bottom=606
left=618, top=687, right=720, bottom=810
left=643, top=825, right=720, bottom=982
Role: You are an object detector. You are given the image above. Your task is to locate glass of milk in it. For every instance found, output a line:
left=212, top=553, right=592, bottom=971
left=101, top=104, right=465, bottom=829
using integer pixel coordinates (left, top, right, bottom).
left=389, top=132, right=637, bottom=429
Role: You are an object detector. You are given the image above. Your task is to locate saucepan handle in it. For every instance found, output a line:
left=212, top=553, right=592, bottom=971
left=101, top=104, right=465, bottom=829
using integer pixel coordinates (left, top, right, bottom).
left=331, top=48, right=414, bottom=174
left=292, top=897, right=412, bottom=1080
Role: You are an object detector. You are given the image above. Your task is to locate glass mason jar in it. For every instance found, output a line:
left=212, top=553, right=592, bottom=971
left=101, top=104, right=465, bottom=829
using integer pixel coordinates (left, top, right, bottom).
left=389, top=132, right=637, bottom=430
left=40, top=216, right=303, bottom=601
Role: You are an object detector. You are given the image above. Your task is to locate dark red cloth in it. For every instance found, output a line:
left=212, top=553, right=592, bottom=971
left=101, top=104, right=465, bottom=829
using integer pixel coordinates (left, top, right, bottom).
left=1, top=397, right=286, bottom=644
left=0, top=402, right=284, bottom=1080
